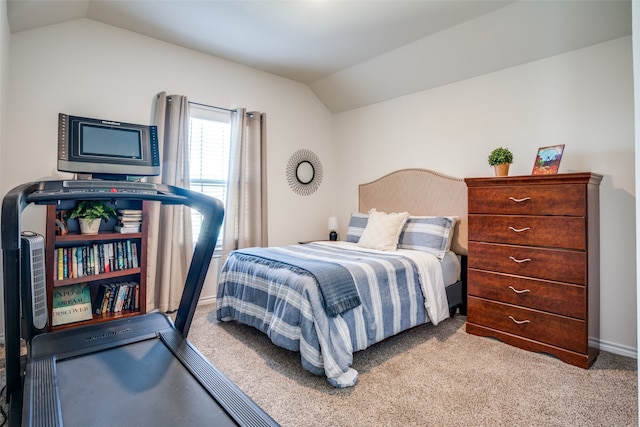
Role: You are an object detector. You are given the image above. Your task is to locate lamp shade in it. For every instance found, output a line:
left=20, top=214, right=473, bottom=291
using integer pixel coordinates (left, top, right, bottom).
left=328, top=217, right=338, bottom=231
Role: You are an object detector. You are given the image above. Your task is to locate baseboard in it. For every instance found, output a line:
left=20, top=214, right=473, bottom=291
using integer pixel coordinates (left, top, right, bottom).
left=596, top=338, right=638, bottom=359
left=198, top=296, right=217, bottom=306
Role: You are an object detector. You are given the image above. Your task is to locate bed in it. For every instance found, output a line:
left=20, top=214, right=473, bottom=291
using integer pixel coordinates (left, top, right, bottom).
left=216, top=169, right=468, bottom=387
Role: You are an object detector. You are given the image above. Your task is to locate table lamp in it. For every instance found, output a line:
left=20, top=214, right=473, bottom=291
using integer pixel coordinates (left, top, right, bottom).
left=328, top=217, right=338, bottom=241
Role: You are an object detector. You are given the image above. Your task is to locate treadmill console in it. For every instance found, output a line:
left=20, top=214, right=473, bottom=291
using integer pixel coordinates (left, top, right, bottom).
left=28, top=180, right=159, bottom=203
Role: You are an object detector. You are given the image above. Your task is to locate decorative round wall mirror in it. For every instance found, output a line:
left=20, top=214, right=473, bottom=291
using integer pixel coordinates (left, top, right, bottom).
left=286, top=149, right=323, bottom=196
left=296, top=161, right=315, bottom=184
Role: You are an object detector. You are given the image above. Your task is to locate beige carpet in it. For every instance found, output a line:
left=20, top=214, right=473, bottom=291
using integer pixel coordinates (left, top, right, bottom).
left=2, top=305, right=637, bottom=426
left=187, top=304, right=637, bottom=427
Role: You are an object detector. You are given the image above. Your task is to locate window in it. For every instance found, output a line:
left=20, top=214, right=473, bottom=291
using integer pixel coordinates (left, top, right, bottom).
left=188, top=105, right=231, bottom=248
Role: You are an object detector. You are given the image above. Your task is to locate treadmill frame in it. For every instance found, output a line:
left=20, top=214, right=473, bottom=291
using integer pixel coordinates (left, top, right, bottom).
left=2, top=180, right=278, bottom=426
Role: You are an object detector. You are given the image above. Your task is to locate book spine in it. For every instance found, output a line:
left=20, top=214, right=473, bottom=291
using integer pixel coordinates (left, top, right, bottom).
left=76, top=247, right=83, bottom=278
left=98, top=244, right=105, bottom=274
left=57, top=248, right=63, bottom=280
left=131, top=242, right=139, bottom=269
left=116, top=284, right=128, bottom=312
left=67, top=248, right=73, bottom=278
left=101, top=285, right=111, bottom=314
left=63, top=248, right=68, bottom=279
left=92, top=244, right=99, bottom=275
left=126, top=240, right=133, bottom=269
left=126, top=283, right=135, bottom=311
left=82, top=246, right=88, bottom=276
left=88, top=247, right=94, bottom=276
left=117, top=242, right=124, bottom=270
left=71, top=249, right=78, bottom=279
left=93, top=284, right=107, bottom=315
left=109, top=243, right=115, bottom=272
left=106, top=284, right=117, bottom=313
left=103, top=243, right=111, bottom=273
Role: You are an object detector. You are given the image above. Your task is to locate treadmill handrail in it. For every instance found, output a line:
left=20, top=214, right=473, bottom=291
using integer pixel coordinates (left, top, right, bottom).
left=2, top=180, right=220, bottom=248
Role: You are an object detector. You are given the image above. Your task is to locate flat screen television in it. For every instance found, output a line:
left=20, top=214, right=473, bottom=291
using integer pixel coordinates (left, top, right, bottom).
left=58, top=113, right=160, bottom=180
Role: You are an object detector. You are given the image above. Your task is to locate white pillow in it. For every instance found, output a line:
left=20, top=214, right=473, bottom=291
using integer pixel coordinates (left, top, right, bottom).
left=357, top=208, right=409, bottom=251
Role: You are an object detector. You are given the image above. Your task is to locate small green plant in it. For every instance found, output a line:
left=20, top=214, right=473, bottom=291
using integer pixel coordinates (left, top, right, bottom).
left=488, top=147, right=514, bottom=166
left=67, top=200, right=116, bottom=221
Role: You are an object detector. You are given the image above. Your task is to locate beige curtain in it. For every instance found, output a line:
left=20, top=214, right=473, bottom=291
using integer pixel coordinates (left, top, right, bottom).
left=221, top=109, right=268, bottom=257
left=146, top=92, right=193, bottom=313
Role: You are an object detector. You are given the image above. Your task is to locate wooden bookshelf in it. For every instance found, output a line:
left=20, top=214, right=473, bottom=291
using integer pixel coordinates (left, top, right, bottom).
left=45, top=201, right=148, bottom=331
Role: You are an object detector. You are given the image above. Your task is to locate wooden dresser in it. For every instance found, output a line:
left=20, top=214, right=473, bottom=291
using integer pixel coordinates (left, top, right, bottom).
left=464, top=173, right=602, bottom=368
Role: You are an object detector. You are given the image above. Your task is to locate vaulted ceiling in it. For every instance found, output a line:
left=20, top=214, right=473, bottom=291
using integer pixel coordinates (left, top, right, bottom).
left=6, top=0, right=632, bottom=112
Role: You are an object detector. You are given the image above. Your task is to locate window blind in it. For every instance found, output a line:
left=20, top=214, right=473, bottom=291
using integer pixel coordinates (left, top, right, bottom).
left=188, top=106, right=231, bottom=247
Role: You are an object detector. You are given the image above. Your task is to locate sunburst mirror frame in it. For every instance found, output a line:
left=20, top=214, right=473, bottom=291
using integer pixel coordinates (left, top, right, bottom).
left=286, top=149, right=323, bottom=196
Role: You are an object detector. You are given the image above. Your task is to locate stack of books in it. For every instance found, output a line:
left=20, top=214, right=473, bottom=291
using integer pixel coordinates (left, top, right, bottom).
left=92, top=281, right=140, bottom=315
left=115, top=208, right=142, bottom=234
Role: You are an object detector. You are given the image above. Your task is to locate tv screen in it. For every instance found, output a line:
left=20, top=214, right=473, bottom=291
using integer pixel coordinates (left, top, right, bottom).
left=80, top=125, right=142, bottom=159
left=58, top=114, right=160, bottom=179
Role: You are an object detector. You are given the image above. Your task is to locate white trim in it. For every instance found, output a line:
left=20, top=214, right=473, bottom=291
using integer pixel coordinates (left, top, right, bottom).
left=595, top=337, right=638, bottom=360
left=197, top=296, right=217, bottom=307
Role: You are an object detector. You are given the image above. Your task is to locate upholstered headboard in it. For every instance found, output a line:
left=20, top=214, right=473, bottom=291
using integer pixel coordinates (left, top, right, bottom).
left=359, top=169, right=468, bottom=256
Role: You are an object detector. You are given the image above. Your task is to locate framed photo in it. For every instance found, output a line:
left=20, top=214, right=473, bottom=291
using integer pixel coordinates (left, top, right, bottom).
left=532, top=144, right=565, bottom=175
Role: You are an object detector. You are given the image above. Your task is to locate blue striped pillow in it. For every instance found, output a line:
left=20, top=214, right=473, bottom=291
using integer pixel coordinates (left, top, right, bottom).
left=345, top=213, right=368, bottom=243
left=397, top=216, right=454, bottom=260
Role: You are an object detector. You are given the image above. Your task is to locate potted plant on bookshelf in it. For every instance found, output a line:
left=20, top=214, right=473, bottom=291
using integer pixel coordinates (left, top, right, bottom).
left=67, top=200, right=117, bottom=235
left=488, top=147, right=514, bottom=176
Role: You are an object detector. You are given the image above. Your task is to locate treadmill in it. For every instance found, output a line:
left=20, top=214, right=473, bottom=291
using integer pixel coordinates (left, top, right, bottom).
left=2, top=180, right=279, bottom=426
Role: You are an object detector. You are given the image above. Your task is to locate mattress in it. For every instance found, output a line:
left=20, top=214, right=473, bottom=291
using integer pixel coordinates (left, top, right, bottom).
left=440, top=250, right=462, bottom=287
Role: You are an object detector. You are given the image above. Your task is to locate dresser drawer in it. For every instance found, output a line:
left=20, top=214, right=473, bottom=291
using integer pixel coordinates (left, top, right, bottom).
left=468, top=184, right=586, bottom=216
left=468, top=215, right=586, bottom=250
left=468, top=241, right=585, bottom=285
left=467, top=269, right=586, bottom=319
left=467, top=297, right=587, bottom=353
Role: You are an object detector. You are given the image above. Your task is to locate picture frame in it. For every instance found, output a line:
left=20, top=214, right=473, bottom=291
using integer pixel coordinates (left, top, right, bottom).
left=532, top=144, right=565, bottom=175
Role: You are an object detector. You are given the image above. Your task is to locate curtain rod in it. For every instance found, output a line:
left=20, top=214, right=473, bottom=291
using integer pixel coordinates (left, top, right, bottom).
left=188, top=101, right=235, bottom=113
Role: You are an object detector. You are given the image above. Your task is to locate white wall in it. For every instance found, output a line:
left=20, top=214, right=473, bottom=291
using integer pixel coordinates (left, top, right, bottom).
left=2, top=18, right=636, bottom=357
left=3, top=19, right=334, bottom=302
left=0, top=0, right=8, bottom=337
left=633, top=0, right=640, bottom=413
left=333, top=36, right=636, bottom=356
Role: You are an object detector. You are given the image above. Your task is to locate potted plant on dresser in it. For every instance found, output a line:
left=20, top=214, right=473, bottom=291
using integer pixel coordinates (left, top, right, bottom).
left=66, top=200, right=117, bottom=235
left=488, top=147, right=514, bottom=176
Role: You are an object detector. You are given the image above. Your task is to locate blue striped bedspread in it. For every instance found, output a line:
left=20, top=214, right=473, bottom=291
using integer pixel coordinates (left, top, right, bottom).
left=216, top=241, right=449, bottom=388
left=231, top=246, right=361, bottom=317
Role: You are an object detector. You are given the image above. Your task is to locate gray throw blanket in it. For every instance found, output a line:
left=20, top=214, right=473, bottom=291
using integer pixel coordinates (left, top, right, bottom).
left=234, top=247, right=361, bottom=316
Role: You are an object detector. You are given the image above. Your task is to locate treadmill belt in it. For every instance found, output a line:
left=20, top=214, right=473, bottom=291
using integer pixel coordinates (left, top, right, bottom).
left=56, top=338, right=237, bottom=426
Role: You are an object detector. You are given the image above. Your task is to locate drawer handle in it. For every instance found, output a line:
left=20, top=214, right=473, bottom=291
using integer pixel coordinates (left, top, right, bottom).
left=508, top=196, right=531, bottom=203
left=508, top=286, right=531, bottom=294
left=509, top=256, right=531, bottom=263
left=509, top=315, right=530, bottom=325
left=508, top=226, right=531, bottom=233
